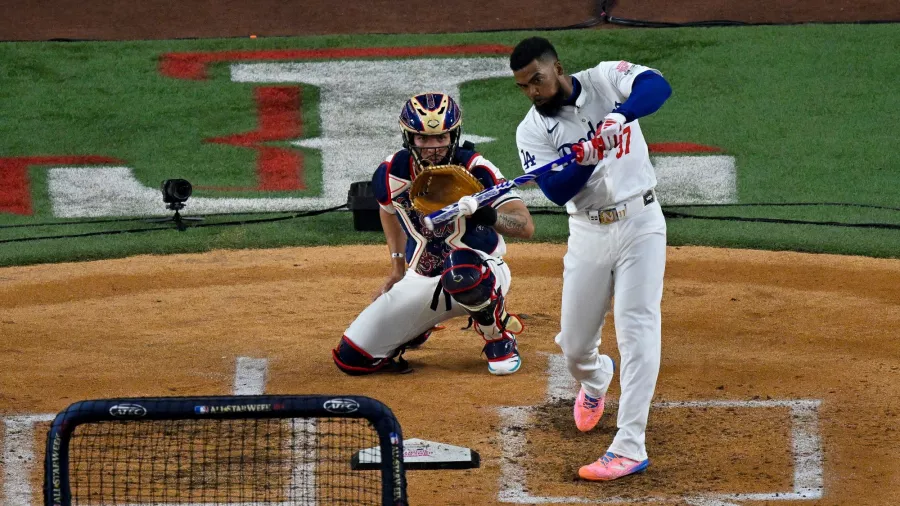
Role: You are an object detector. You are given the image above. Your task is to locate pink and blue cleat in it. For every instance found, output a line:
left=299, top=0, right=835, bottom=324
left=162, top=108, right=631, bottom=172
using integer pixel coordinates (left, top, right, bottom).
left=574, top=388, right=606, bottom=432
left=578, top=452, right=650, bottom=481
left=573, top=355, right=615, bottom=432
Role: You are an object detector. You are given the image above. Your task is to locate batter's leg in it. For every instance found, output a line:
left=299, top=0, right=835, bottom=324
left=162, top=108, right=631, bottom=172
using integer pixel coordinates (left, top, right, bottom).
left=607, top=204, right=667, bottom=461
left=555, top=217, right=617, bottom=397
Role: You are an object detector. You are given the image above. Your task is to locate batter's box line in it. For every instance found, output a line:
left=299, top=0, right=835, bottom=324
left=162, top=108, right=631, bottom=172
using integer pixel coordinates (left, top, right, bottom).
left=1, top=357, right=268, bottom=506
left=494, top=354, right=823, bottom=505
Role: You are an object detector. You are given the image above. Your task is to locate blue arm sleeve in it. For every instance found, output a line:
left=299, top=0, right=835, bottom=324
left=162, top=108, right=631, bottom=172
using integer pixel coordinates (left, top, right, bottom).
left=612, top=70, right=672, bottom=123
left=535, top=164, right=594, bottom=206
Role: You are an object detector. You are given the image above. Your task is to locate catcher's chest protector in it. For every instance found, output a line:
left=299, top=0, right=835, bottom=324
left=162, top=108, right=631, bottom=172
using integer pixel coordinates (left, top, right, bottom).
left=379, top=150, right=504, bottom=277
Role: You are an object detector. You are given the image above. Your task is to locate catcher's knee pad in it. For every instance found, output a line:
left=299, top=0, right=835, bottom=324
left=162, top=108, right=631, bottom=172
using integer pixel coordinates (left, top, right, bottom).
left=441, top=248, right=495, bottom=310
left=332, top=336, right=391, bottom=376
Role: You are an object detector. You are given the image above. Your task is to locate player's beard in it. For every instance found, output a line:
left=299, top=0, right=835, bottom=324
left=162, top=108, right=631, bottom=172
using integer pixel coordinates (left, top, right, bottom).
left=533, top=87, right=567, bottom=117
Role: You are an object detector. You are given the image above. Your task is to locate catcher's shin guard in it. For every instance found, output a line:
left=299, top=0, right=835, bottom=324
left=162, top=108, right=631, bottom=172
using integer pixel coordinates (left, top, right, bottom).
left=332, top=336, right=412, bottom=375
left=441, top=248, right=524, bottom=375
left=404, top=328, right=432, bottom=350
left=472, top=295, right=524, bottom=375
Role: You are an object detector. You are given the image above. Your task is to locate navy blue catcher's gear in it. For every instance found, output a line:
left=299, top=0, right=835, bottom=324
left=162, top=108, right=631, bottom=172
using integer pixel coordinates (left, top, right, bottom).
left=332, top=336, right=412, bottom=375
left=483, top=337, right=519, bottom=362
left=440, top=248, right=496, bottom=308
left=404, top=328, right=432, bottom=349
left=399, top=93, right=462, bottom=167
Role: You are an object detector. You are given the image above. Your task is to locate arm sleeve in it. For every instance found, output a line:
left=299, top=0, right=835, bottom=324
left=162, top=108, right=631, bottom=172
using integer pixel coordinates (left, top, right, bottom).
left=535, top=165, right=595, bottom=206
left=516, top=120, right=592, bottom=207
left=612, top=70, right=672, bottom=123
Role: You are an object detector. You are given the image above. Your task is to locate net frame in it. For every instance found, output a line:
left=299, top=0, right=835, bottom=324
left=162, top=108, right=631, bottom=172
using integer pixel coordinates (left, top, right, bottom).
left=43, top=395, right=407, bottom=506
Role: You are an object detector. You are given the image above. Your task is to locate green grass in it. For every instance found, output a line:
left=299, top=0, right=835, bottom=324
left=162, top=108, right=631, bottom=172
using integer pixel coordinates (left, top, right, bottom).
left=0, top=24, right=898, bottom=266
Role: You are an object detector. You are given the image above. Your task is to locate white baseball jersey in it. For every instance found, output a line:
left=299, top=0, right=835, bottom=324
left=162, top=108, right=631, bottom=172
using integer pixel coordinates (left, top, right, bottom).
left=516, top=61, right=660, bottom=213
left=515, top=60, right=669, bottom=463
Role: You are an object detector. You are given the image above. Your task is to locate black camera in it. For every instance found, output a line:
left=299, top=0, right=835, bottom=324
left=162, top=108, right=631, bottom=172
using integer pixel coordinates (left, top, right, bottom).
left=161, top=179, right=193, bottom=207
left=147, top=178, right=202, bottom=231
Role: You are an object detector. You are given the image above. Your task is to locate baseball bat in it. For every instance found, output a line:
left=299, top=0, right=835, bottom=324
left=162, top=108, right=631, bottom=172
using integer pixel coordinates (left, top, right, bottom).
left=423, top=151, right=577, bottom=230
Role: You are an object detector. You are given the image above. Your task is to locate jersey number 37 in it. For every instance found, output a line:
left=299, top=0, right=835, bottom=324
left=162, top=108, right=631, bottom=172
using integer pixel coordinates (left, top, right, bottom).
left=615, top=126, right=633, bottom=159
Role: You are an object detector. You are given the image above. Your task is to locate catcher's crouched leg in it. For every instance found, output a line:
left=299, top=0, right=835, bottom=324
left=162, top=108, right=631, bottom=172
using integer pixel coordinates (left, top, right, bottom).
left=332, top=336, right=412, bottom=376
left=441, top=248, right=524, bottom=376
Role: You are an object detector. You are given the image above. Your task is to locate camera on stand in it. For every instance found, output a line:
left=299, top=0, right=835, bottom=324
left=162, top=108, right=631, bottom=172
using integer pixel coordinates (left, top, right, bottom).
left=145, top=179, right=204, bottom=231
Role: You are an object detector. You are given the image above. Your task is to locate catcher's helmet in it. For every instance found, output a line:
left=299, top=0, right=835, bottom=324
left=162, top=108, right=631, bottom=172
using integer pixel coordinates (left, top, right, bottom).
left=399, top=93, right=462, bottom=167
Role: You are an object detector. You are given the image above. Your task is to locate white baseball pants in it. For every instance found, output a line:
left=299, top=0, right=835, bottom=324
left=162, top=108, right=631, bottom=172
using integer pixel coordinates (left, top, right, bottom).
left=556, top=200, right=666, bottom=462
left=345, top=255, right=512, bottom=358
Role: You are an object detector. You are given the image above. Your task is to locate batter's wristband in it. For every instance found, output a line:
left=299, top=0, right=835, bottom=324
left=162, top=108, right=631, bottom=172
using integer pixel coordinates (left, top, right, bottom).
left=469, top=206, right=498, bottom=227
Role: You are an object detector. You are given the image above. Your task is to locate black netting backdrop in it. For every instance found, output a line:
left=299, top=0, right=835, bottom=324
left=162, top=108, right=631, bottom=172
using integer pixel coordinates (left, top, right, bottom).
left=67, top=417, right=381, bottom=505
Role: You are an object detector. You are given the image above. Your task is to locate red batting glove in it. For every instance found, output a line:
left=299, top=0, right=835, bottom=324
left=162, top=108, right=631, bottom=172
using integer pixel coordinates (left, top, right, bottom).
left=572, top=137, right=605, bottom=166
left=597, top=112, right=626, bottom=149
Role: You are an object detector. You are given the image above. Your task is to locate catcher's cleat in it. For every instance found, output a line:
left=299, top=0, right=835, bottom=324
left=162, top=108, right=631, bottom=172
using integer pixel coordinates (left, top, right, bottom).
left=574, top=355, right=614, bottom=431
left=483, top=336, right=521, bottom=375
left=578, top=452, right=650, bottom=481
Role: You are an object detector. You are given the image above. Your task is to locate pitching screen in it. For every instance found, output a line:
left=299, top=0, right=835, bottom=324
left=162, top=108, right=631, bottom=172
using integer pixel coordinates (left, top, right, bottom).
left=67, top=418, right=379, bottom=505
left=45, top=396, right=407, bottom=506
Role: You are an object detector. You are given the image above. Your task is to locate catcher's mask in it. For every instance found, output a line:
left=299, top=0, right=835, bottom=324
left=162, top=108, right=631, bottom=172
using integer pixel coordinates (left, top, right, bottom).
left=399, top=93, right=462, bottom=168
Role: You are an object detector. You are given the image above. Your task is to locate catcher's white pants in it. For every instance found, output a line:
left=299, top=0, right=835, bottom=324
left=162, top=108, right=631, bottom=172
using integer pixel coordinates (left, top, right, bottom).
left=556, top=200, right=666, bottom=462
left=345, top=254, right=512, bottom=359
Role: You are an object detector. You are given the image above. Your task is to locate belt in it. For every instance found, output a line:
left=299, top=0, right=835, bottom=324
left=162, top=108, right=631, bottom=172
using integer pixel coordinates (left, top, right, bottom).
left=576, top=189, right=656, bottom=225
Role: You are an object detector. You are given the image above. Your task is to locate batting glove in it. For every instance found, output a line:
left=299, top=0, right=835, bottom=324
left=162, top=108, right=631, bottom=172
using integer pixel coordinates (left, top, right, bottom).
left=457, top=195, right=479, bottom=217
left=571, top=137, right=605, bottom=166
left=598, top=112, right=626, bottom=150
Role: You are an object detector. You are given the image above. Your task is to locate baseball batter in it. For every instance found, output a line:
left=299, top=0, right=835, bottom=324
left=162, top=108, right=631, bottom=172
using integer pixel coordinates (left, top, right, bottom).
left=332, top=92, right=535, bottom=376
left=510, top=37, right=672, bottom=480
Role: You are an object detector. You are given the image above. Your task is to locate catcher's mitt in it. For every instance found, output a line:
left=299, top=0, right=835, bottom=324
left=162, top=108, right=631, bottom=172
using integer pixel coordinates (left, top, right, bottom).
left=409, top=164, right=484, bottom=215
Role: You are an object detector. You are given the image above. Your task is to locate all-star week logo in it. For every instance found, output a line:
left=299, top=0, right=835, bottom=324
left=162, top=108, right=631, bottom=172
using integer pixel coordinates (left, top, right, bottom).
left=194, top=403, right=281, bottom=414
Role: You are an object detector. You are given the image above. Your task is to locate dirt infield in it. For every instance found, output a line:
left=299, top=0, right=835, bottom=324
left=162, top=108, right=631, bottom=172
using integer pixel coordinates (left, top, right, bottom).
left=2, top=2, right=899, bottom=504
left=1, top=244, right=898, bottom=504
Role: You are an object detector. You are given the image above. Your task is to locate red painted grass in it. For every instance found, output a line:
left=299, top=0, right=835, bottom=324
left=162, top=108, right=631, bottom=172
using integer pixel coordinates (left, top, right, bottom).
left=649, top=142, right=722, bottom=153
left=203, top=86, right=305, bottom=191
left=0, top=156, right=123, bottom=215
left=159, top=45, right=513, bottom=80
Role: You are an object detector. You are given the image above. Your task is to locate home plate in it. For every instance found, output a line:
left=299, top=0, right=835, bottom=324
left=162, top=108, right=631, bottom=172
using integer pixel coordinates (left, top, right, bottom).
left=351, top=438, right=480, bottom=470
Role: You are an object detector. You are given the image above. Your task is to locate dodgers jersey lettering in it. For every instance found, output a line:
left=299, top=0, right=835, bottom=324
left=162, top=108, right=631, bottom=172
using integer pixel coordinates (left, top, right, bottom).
left=370, top=148, right=521, bottom=277
left=516, top=61, right=661, bottom=213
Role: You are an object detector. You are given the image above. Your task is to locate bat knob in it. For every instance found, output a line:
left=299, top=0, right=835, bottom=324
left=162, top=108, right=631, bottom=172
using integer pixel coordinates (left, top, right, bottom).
left=423, top=216, right=435, bottom=231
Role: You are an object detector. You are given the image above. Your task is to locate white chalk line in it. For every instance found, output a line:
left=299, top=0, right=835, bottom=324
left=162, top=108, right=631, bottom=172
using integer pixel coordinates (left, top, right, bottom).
left=233, top=356, right=269, bottom=396
left=3, top=414, right=56, bottom=506
left=1, top=358, right=271, bottom=505
left=496, top=353, right=824, bottom=504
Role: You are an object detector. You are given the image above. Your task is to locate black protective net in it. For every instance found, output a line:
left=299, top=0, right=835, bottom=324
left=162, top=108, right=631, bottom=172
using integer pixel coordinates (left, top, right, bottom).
left=67, top=417, right=382, bottom=505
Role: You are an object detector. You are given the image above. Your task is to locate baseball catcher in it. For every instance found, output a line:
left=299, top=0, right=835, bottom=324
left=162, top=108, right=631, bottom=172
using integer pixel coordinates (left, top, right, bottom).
left=332, top=92, right=535, bottom=376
